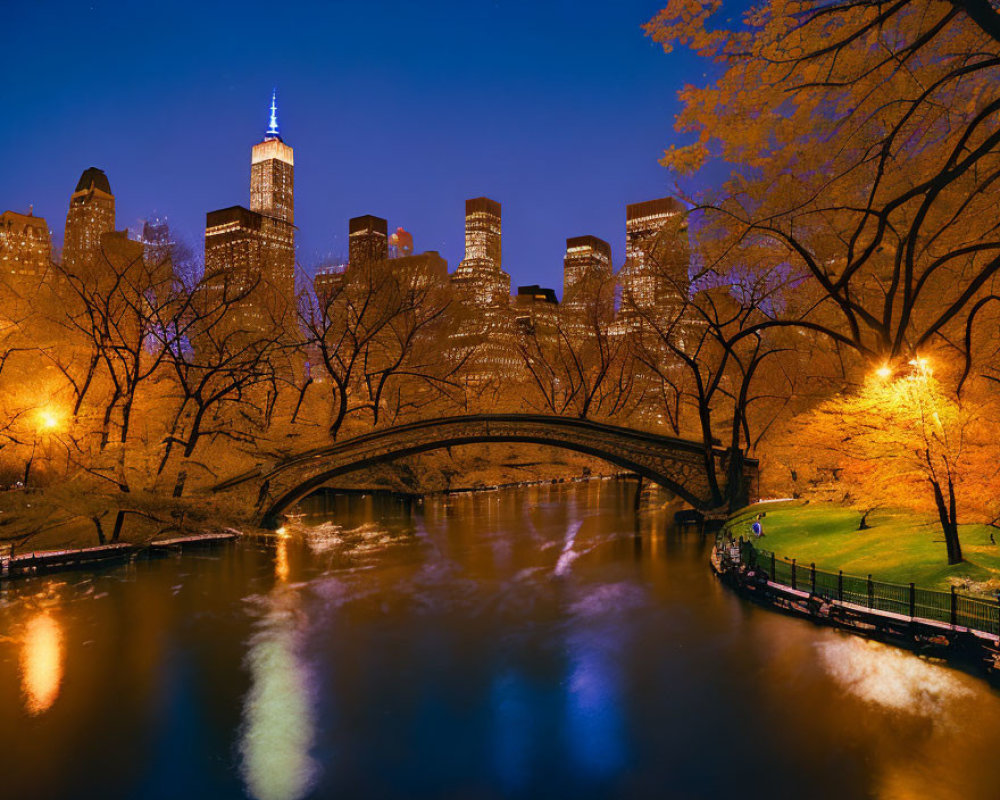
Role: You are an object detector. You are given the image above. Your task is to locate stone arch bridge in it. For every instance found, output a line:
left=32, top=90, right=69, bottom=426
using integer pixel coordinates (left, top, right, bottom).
left=209, top=414, right=758, bottom=527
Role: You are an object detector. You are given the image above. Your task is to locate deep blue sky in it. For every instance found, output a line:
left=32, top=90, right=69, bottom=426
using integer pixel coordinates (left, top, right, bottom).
left=3, top=1, right=749, bottom=294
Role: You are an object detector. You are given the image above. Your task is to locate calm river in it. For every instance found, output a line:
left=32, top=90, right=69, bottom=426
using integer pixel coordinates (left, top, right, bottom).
left=2, top=480, right=1000, bottom=799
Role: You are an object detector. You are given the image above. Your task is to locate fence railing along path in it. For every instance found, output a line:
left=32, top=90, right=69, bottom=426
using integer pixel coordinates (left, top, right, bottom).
left=716, top=535, right=1000, bottom=639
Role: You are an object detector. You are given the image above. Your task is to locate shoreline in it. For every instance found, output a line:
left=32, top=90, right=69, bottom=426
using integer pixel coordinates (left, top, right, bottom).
left=0, top=531, right=239, bottom=582
left=710, top=539, right=1000, bottom=682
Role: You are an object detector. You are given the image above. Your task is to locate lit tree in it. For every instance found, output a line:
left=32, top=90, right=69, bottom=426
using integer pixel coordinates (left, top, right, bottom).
left=53, top=240, right=177, bottom=488
left=792, top=361, right=1000, bottom=564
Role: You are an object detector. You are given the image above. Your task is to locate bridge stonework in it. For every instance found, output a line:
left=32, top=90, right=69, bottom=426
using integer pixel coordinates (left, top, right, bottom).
left=209, top=414, right=758, bottom=527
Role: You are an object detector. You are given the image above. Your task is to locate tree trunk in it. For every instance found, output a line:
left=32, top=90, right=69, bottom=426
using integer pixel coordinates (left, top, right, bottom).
left=23, top=441, right=35, bottom=487
left=172, top=470, right=187, bottom=498
left=91, top=515, right=107, bottom=545
left=725, top=447, right=748, bottom=512
left=329, top=387, right=349, bottom=440
left=111, top=510, right=126, bottom=543
left=931, top=478, right=963, bottom=565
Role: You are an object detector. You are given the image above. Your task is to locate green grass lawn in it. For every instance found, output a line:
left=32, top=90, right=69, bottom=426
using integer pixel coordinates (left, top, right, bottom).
left=725, top=501, right=1000, bottom=592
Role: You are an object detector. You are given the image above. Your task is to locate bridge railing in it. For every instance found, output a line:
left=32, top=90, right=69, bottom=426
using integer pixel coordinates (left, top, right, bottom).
left=715, top=533, right=1000, bottom=638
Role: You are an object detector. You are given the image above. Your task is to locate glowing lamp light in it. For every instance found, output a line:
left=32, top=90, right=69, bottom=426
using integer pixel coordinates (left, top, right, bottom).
left=36, top=407, right=63, bottom=433
left=908, top=357, right=932, bottom=375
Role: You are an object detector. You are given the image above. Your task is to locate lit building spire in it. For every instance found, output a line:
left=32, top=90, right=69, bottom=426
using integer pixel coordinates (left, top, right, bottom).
left=266, top=88, right=281, bottom=140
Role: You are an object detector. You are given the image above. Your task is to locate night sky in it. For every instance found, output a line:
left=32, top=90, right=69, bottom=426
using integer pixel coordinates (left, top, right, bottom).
left=3, top=0, right=750, bottom=294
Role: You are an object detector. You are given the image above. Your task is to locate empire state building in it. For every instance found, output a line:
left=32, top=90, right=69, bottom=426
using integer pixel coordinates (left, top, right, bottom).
left=205, top=90, right=296, bottom=326
left=251, top=92, right=294, bottom=225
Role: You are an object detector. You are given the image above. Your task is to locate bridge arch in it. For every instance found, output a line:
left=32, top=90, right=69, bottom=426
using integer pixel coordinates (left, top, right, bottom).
left=209, top=414, right=756, bottom=527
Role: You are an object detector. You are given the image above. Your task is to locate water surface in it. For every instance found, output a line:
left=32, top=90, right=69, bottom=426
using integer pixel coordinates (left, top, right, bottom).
left=1, top=481, right=999, bottom=799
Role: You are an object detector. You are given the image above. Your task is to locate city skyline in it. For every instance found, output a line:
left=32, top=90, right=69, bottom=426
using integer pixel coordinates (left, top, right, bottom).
left=9, top=92, right=694, bottom=308
left=2, top=0, right=752, bottom=293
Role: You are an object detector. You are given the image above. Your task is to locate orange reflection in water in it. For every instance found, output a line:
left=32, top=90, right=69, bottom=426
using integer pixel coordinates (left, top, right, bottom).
left=275, top=535, right=290, bottom=583
left=20, top=611, right=64, bottom=715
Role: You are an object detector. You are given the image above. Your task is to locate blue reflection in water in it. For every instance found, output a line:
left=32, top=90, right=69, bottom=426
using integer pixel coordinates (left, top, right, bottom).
left=565, top=641, right=627, bottom=777
left=564, top=584, right=637, bottom=779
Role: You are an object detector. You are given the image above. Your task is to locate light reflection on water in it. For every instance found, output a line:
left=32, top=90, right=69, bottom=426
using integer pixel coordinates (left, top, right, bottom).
left=2, top=482, right=1000, bottom=799
left=816, top=636, right=972, bottom=718
left=238, top=535, right=319, bottom=800
left=20, top=610, right=63, bottom=715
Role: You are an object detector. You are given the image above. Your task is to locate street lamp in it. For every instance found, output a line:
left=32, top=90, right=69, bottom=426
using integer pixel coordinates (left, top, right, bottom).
left=35, top=406, right=64, bottom=434
left=25, top=406, right=65, bottom=487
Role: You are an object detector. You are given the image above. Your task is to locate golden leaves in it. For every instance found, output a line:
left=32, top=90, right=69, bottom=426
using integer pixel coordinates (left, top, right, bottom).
left=644, top=0, right=727, bottom=57
left=659, top=143, right=710, bottom=175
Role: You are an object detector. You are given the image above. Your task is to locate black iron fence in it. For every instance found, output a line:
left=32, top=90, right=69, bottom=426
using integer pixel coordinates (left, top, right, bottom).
left=716, top=535, right=1000, bottom=638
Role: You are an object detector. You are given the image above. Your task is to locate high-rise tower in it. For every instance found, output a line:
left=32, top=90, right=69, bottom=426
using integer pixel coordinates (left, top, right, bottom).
left=63, top=167, right=115, bottom=274
left=463, top=197, right=501, bottom=267
left=348, top=215, right=388, bottom=271
left=1, top=209, right=51, bottom=285
left=250, top=89, right=295, bottom=225
left=618, top=196, right=688, bottom=328
left=562, top=235, right=613, bottom=339
left=451, top=197, right=509, bottom=308
left=205, top=90, right=296, bottom=328
left=448, top=197, right=519, bottom=380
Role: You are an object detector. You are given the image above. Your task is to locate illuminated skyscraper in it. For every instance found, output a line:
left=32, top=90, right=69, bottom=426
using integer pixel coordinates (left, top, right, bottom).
left=348, top=215, right=388, bottom=271
left=562, top=235, right=612, bottom=336
left=463, top=197, right=501, bottom=266
left=314, top=262, right=347, bottom=301
left=205, top=206, right=266, bottom=292
left=448, top=197, right=519, bottom=380
left=205, top=91, right=296, bottom=327
left=390, top=250, right=447, bottom=291
left=251, top=90, right=294, bottom=225
left=451, top=197, right=510, bottom=308
left=514, top=285, right=559, bottom=343
left=618, top=196, right=688, bottom=329
left=63, top=167, right=115, bottom=275
left=0, top=209, right=51, bottom=286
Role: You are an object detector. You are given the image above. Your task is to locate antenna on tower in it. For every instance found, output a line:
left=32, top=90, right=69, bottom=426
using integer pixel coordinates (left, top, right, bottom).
left=266, top=88, right=281, bottom=140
